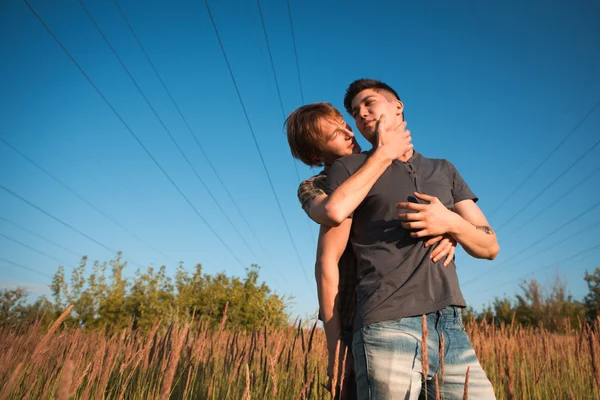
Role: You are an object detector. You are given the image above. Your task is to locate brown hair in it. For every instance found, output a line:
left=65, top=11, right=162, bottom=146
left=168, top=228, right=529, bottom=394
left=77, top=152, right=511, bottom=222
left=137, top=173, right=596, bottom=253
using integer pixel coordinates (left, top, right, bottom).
left=343, top=79, right=401, bottom=115
left=285, top=102, right=343, bottom=167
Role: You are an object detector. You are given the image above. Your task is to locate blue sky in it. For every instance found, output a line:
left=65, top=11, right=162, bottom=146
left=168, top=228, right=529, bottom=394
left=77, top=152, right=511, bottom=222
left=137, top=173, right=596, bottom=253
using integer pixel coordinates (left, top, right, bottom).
left=1, top=0, right=599, bottom=318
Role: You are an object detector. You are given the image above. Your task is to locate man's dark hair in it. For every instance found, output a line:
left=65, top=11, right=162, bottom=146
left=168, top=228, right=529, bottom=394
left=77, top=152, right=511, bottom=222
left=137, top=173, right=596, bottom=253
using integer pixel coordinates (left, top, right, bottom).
left=343, top=79, right=401, bottom=115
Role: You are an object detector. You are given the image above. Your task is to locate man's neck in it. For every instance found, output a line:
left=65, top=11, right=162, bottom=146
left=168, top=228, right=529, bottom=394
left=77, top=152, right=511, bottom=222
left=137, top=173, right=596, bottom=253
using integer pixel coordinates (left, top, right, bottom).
left=397, top=149, right=415, bottom=163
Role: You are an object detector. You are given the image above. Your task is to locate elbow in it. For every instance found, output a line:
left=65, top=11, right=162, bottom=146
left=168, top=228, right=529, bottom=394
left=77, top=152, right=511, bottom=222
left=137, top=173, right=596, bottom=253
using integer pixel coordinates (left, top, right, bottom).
left=468, top=243, right=499, bottom=260
left=486, top=243, right=500, bottom=260
left=323, top=203, right=345, bottom=227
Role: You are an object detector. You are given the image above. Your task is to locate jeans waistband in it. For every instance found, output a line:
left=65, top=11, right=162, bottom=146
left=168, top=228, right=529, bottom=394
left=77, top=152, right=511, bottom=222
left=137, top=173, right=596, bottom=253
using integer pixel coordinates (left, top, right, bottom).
left=435, top=305, right=461, bottom=318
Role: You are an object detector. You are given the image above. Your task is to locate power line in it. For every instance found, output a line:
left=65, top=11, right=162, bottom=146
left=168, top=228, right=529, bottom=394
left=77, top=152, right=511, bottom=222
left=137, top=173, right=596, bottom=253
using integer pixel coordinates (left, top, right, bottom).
left=0, top=256, right=54, bottom=279
left=0, top=232, right=75, bottom=269
left=111, top=0, right=281, bottom=275
left=286, top=0, right=304, bottom=104
left=0, top=136, right=176, bottom=264
left=495, top=131, right=600, bottom=232
left=0, top=183, right=122, bottom=255
left=469, top=219, right=600, bottom=286
left=204, top=0, right=312, bottom=285
left=472, top=241, right=600, bottom=296
left=0, top=214, right=81, bottom=259
left=463, top=198, right=600, bottom=286
left=256, top=0, right=316, bottom=246
left=490, top=98, right=600, bottom=217
left=503, top=164, right=600, bottom=235
left=76, top=0, right=259, bottom=263
left=256, top=0, right=290, bottom=126
left=24, top=0, right=245, bottom=268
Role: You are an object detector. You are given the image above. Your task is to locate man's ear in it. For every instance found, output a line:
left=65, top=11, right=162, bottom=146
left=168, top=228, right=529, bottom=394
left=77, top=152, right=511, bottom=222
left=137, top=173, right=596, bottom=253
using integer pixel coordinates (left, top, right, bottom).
left=395, top=100, right=404, bottom=116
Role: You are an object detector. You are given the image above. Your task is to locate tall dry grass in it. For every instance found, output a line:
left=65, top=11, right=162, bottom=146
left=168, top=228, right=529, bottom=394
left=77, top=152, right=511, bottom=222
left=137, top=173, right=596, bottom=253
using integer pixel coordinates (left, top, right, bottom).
left=0, top=308, right=599, bottom=399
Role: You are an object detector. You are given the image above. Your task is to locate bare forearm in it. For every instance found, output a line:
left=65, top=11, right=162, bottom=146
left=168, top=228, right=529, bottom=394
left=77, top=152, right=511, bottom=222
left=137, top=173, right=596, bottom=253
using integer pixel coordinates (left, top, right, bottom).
left=315, top=260, right=342, bottom=357
left=448, top=216, right=499, bottom=260
left=311, top=150, right=393, bottom=226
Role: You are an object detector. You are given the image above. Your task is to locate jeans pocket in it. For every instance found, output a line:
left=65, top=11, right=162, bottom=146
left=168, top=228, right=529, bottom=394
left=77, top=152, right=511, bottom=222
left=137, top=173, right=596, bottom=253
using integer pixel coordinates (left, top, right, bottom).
left=364, top=317, right=404, bottom=332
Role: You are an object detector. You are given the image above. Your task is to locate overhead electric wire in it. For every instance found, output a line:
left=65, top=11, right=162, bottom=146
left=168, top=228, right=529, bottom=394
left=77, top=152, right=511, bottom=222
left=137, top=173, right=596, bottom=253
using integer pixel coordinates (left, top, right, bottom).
left=0, top=215, right=81, bottom=259
left=23, top=0, right=245, bottom=268
left=472, top=241, right=600, bottom=296
left=468, top=219, right=600, bottom=285
left=0, top=136, right=176, bottom=264
left=466, top=99, right=600, bottom=291
left=286, top=0, right=305, bottom=103
left=204, top=0, right=312, bottom=285
left=503, top=164, right=600, bottom=235
left=0, top=183, right=120, bottom=255
left=463, top=198, right=600, bottom=286
left=112, top=0, right=281, bottom=276
left=0, top=256, right=53, bottom=279
left=490, top=98, right=600, bottom=217
left=0, top=232, right=75, bottom=269
left=495, top=132, right=600, bottom=232
left=76, top=0, right=259, bottom=263
left=256, top=0, right=316, bottom=245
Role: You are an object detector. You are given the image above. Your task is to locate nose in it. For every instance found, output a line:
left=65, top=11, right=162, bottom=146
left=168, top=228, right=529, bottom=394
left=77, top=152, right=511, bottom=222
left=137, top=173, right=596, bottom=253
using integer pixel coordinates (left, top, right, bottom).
left=343, top=129, right=354, bottom=139
left=359, top=106, right=369, bottom=119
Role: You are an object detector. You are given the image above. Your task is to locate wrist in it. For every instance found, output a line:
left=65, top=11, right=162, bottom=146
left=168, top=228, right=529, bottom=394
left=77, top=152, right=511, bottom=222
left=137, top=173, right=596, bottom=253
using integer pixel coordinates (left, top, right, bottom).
left=373, top=144, right=396, bottom=164
left=447, top=212, right=467, bottom=236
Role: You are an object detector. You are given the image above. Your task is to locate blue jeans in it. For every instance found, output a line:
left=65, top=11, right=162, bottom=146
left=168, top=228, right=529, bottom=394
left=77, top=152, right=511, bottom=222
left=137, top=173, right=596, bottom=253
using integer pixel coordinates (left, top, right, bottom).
left=352, top=307, right=495, bottom=399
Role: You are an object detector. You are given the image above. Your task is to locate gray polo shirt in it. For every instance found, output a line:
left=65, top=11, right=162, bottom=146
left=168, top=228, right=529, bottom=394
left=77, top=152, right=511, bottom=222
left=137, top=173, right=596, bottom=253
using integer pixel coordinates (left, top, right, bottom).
left=325, top=150, right=477, bottom=329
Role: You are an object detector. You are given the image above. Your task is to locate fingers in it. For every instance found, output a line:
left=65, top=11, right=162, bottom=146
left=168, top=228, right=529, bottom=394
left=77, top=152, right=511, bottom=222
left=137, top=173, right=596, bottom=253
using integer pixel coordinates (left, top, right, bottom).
left=375, top=114, right=387, bottom=133
left=430, top=242, right=444, bottom=259
left=393, top=120, right=407, bottom=132
left=425, top=235, right=443, bottom=248
left=401, top=221, right=427, bottom=230
left=443, top=246, right=456, bottom=267
left=397, top=212, right=421, bottom=222
left=396, top=201, right=427, bottom=211
left=410, top=230, right=428, bottom=238
left=414, top=192, right=437, bottom=203
left=430, top=237, right=448, bottom=259
left=432, top=240, right=452, bottom=263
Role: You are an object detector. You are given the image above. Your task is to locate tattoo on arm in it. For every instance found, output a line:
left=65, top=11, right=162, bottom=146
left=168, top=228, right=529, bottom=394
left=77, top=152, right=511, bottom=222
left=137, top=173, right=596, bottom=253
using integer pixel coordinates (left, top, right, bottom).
left=473, top=224, right=494, bottom=235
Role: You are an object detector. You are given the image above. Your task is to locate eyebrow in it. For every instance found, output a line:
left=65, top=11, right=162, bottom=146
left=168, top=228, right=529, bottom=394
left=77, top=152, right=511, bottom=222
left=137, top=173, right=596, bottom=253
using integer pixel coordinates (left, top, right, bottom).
left=325, top=130, right=338, bottom=140
left=352, top=95, right=376, bottom=115
left=325, top=125, right=342, bottom=140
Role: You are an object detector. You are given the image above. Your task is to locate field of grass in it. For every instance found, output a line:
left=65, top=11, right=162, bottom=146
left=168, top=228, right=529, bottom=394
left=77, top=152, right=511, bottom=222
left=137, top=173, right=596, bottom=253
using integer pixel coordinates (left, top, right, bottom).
left=1, top=306, right=599, bottom=399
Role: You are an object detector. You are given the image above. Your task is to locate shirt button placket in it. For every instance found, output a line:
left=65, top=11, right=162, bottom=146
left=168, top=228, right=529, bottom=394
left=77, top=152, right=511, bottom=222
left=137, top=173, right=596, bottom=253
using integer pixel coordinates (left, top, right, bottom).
left=406, top=162, right=420, bottom=193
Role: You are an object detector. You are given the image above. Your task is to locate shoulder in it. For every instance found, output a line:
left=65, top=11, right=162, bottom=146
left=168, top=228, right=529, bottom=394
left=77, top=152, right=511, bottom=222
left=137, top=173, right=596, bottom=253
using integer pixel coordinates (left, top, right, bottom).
left=419, top=154, right=455, bottom=173
left=331, top=151, right=371, bottom=174
left=298, top=170, right=327, bottom=198
left=297, top=170, right=327, bottom=215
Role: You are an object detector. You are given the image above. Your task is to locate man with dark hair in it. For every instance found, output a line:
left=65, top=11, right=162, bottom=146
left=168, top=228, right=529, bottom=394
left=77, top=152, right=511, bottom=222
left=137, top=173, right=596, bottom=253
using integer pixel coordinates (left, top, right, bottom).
left=320, top=79, right=499, bottom=399
left=285, top=102, right=458, bottom=399
left=343, top=78, right=403, bottom=118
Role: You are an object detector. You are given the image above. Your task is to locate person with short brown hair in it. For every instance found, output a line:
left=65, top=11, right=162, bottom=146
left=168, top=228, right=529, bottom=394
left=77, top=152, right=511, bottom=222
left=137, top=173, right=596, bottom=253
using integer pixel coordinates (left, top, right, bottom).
left=286, top=102, right=347, bottom=167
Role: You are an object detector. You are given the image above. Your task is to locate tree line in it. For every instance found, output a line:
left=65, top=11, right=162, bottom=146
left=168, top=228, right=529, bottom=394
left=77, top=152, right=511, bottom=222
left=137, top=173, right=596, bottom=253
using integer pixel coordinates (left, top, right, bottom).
left=464, top=268, right=600, bottom=332
left=1, top=253, right=599, bottom=333
left=1, top=253, right=289, bottom=331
